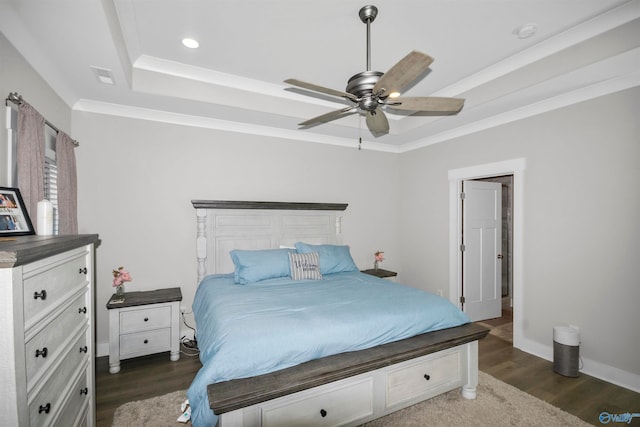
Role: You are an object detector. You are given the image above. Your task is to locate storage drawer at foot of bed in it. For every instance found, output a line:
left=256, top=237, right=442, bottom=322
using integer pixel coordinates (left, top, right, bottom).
left=260, top=377, right=374, bottom=427
left=385, top=347, right=462, bottom=408
left=119, top=328, right=171, bottom=358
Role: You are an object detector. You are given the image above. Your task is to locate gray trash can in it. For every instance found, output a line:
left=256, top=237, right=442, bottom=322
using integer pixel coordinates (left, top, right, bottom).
left=553, top=326, right=580, bottom=377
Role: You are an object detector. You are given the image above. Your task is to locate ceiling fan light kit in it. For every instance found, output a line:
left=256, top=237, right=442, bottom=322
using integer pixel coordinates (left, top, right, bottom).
left=285, top=5, right=465, bottom=137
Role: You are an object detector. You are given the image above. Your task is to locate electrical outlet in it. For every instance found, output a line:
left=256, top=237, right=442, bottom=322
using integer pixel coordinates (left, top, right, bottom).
left=437, top=289, right=443, bottom=297
left=180, top=305, right=187, bottom=314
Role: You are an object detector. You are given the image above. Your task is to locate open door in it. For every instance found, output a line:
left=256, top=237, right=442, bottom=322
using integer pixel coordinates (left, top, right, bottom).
left=462, top=180, right=502, bottom=321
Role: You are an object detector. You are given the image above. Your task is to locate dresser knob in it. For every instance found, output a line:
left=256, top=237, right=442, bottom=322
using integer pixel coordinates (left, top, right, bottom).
left=38, top=403, right=51, bottom=414
left=144, top=339, right=149, bottom=344
left=424, top=374, right=431, bottom=381
left=35, top=347, right=48, bottom=358
left=34, top=290, right=47, bottom=300
left=80, top=387, right=88, bottom=395
left=320, top=409, right=327, bottom=418
left=79, top=346, right=88, bottom=353
left=144, top=317, right=149, bottom=322
left=78, top=307, right=87, bottom=314
left=79, top=267, right=88, bottom=274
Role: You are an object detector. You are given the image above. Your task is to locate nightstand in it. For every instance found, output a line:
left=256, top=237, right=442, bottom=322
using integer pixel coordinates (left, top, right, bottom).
left=361, top=268, right=398, bottom=281
left=106, top=287, right=182, bottom=374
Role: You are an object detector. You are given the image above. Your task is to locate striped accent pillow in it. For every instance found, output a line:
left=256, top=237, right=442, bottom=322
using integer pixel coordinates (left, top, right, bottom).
left=289, top=252, right=322, bottom=281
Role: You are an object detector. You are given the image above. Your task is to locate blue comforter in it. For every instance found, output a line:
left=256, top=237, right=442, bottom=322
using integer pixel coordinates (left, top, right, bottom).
left=187, top=271, right=469, bottom=426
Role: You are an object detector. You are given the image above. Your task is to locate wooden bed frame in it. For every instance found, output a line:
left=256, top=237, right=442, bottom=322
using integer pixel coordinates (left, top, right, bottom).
left=192, top=200, right=489, bottom=427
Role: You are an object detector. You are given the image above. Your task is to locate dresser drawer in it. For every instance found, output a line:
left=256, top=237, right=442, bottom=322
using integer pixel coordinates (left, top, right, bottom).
left=53, top=366, right=90, bottom=427
left=386, top=348, right=462, bottom=408
left=28, top=332, right=88, bottom=427
left=120, top=305, right=171, bottom=333
left=23, top=248, right=89, bottom=330
left=25, top=292, right=89, bottom=389
left=120, top=328, right=171, bottom=358
left=261, top=377, right=373, bottom=427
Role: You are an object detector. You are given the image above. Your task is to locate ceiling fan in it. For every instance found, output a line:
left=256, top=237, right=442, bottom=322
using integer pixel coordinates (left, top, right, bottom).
left=284, top=5, right=465, bottom=137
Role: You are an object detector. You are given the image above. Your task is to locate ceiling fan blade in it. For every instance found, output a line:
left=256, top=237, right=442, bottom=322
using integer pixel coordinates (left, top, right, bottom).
left=285, top=79, right=358, bottom=101
left=366, top=109, right=389, bottom=136
left=299, top=106, right=357, bottom=127
left=386, top=96, right=465, bottom=114
left=373, top=51, right=434, bottom=97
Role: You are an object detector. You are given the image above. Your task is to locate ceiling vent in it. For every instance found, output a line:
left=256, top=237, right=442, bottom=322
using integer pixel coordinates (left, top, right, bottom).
left=90, top=66, right=116, bottom=85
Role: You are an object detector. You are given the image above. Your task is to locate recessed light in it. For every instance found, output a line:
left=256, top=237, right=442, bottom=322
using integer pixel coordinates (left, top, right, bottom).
left=182, top=38, right=199, bottom=49
left=513, top=23, right=537, bottom=39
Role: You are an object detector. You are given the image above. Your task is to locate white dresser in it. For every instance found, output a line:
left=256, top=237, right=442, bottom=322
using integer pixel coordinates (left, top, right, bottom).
left=0, top=235, right=98, bottom=427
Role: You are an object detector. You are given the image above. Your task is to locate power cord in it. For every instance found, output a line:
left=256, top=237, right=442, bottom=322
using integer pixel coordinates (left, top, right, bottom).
left=180, top=311, right=199, bottom=356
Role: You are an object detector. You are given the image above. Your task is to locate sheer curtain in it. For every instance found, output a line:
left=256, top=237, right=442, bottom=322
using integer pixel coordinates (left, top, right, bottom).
left=17, top=102, right=45, bottom=231
left=56, top=131, right=78, bottom=234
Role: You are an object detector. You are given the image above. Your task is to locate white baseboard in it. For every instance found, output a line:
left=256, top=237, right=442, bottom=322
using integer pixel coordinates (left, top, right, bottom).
left=518, top=337, right=640, bottom=393
left=97, top=341, right=109, bottom=358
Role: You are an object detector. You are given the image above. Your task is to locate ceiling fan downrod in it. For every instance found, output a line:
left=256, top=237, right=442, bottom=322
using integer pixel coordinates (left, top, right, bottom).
left=359, top=5, right=378, bottom=72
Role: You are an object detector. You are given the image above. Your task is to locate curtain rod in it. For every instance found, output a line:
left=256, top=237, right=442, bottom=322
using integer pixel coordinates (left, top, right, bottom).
left=5, top=92, right=80, bottom=147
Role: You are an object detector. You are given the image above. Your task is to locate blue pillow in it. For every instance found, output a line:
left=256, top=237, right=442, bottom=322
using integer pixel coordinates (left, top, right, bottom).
left=230, top=248, right=294, bottom=284
left=294, top=242, right=358, bottom=275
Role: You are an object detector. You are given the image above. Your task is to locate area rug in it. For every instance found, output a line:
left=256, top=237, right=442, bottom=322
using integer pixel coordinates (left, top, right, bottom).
left=111, top=371, right=591, bottom=426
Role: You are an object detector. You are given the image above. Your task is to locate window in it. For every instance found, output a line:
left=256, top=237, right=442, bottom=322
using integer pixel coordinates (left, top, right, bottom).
left=5, top=105, right=59, bottom=234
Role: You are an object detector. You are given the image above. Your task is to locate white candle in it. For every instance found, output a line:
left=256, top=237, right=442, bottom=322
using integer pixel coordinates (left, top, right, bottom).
left=37, top=199, right=53, bottom=235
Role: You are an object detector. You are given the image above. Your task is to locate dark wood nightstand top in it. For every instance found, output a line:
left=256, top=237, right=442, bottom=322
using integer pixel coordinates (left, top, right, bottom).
left=361, top=268, right=397, bottom=279
left=106, top=287, right=182, bottom=309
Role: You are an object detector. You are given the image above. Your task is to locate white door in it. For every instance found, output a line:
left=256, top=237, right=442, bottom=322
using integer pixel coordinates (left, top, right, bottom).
left=462, top=180, right=502, bottom=321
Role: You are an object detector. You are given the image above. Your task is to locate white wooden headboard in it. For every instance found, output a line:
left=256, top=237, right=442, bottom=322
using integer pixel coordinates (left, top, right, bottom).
left=192, top=201, right=348, bottom=283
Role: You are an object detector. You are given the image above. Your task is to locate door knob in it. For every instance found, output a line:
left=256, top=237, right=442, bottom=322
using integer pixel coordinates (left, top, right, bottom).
left=497, top=254, right=504, bottom=259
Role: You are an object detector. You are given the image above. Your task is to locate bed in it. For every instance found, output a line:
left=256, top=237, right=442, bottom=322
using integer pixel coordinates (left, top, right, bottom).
left=187, top=201, right=489, bottom=427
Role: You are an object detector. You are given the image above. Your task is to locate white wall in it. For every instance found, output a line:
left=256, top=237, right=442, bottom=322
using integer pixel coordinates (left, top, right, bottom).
left=71, top=111, right=400, bottom=356
left=397, top=87, right=640, bottom=391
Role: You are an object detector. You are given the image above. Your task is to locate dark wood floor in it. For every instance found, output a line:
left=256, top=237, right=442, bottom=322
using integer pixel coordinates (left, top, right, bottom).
left=96, top=333, right=639, bottom=427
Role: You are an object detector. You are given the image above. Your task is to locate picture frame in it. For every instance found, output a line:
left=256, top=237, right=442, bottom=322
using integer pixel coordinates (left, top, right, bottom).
left=0, top=187, right=35, bottom=236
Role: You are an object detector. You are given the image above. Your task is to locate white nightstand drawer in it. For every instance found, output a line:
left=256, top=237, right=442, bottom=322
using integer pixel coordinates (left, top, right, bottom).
left=261, top=377, right=373, bottom=427
left=386, top=348, right=462, bottom=408
left=119, top=306, right=171, bottom=333
left=23, top=248, right=90, bottom=330
left=25, top=292, right=89, bottom=389
left=120, top=328, right=171, bottom=358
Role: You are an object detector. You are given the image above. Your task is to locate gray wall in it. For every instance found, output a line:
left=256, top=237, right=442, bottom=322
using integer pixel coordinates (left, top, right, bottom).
left=0, top=33, right=71, bottom=187
left=71, top=112, right=400, bottom=356
left=397, top=87, right=640, bottom=387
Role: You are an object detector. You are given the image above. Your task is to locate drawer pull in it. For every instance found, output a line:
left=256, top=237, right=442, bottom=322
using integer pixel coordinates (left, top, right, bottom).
left=35, top=347, right=48, bottom=358
left=320, top=409, right=327, bottom=418
left=144, top=339, right=149, bottom=344
left=80, top=387, right=89, bottom=395
left=424, top=374, right=431, bottom=381
left=79, top=267, right=88, bottom=274
left=78, top=307, right=87, bottom=314
left=79, top=346, right=88, bottom=353
left=39, top=403, right=51, bottom=414
left=34, top=290, right=47, bottom=300
left=144, top=317, right=149, bottom=322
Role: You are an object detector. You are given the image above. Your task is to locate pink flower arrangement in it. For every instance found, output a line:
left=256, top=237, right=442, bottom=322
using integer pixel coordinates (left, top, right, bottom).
left=112, top=267, right=132, bottom=287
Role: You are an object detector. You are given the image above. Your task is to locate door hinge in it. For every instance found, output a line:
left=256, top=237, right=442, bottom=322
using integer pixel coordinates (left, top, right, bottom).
left=460, top=296, right=465, bottom=304
left=460, top=244, right=466, bottom=252
left=460, top=192, right=466, bottom=200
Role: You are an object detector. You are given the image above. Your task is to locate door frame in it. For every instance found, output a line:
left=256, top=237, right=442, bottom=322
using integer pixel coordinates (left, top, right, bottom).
left=448, top=158, right=526, bottom=348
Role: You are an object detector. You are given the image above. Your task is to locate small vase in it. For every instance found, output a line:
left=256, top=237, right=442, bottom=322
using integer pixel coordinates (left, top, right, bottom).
left=115, top=284, right=125, bottom=297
